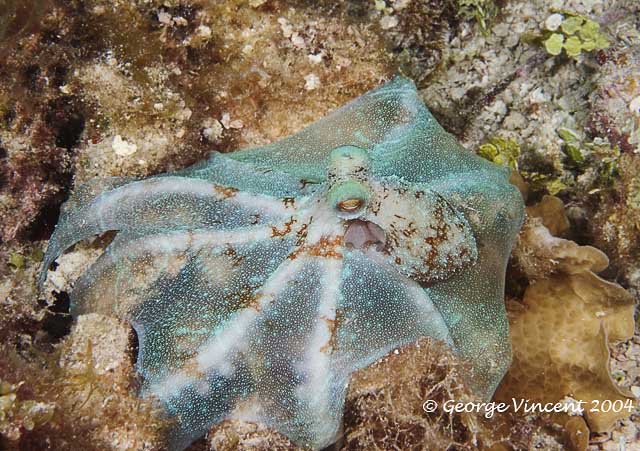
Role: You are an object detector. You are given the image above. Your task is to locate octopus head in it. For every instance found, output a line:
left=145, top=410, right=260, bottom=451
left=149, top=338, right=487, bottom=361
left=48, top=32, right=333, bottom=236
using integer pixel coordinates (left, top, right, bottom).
left=324, top=145, right=479, bottom=285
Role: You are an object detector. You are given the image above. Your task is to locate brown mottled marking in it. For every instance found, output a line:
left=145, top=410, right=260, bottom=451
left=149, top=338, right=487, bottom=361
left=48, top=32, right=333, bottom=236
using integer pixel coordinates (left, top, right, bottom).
left=213, top=185, right=239, bottom=198
left=307, top=236, right=344, bottom=259
left=319, top=308, right=345, bottom=354
left=179, top=356, right=207, bottom=381
left=228, top=282, right=263, bottom=311
left=401, top=221, right=417, bottom=238
left=420, top=205, right=452, bottom=270
left=370, top=200, right=382, bottom=215
left=222, top=245, right=245, bottom=268
left=295, top=221, right=310, bottom=246
left=245, top=292, right=271, bottom=312
left=271, top=217, right=297, bottom=237
left=387, top=223, right=400, bottom=247
left=289, top=236, right=344, bottom=260
left=283, top=197, right=295, bottom=207
left=423, top=237, right=441, bottom=268
left=433, top=204, right=445, bottom=221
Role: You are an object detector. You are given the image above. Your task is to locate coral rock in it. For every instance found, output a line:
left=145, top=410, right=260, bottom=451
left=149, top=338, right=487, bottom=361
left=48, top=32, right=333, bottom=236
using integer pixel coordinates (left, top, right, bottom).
left=526, top=195, right=570, bottom=236
left=497, top=222, right=636, bottom=432
left=207, top=420, right=303, bottom=451
left=514, top=217, right=608, bottom=280
left=344, top=338, right=534, bottom=450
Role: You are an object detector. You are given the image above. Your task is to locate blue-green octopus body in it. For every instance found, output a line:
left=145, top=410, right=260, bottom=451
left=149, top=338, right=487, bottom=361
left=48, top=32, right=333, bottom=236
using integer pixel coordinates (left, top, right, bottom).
left=40, top=76, right=524, bottom=450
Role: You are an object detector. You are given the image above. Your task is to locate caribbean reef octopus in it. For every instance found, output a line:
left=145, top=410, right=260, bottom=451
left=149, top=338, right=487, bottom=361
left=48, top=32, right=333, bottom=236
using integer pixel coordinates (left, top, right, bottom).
left=40, top=76, right=525, bottom=450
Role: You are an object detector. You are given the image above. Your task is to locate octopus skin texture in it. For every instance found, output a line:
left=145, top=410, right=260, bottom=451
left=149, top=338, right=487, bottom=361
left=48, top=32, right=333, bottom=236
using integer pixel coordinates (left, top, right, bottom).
left=40, top=76, right=525, bottom=450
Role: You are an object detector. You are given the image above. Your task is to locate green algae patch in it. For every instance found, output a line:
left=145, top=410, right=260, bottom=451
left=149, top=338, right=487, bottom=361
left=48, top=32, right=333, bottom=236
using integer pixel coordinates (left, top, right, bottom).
left=477, top=136, right=521, bottom=170
left=540, top=12, right=609, bottom=59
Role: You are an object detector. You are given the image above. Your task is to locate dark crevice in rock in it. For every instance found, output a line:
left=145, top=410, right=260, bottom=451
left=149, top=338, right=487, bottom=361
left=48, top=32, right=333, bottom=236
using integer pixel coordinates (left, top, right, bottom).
left=41, top=290, right=73, bottom=342
left=44, top=96, right=86, bottom=150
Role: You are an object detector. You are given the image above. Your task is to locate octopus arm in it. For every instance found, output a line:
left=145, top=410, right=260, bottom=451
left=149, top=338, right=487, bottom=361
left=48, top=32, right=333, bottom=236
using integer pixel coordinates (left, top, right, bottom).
left=40, top=175, right=295, bottom=287
left=334, top=250, right=452, bottom=371
left=177, top=151, right=316, bottom=197
left=425, top=171, right=525, bottom=399
left=140, top=255, right=313, bottom=450
left=243, top=257, right=346, bottom=449
left=226, top=77, right=424, bottom=182
left=224, top=76, right=506, bottom=187
left=69, top=227, right=284, bottom=317
left=55, top=228, right=304, bottom=450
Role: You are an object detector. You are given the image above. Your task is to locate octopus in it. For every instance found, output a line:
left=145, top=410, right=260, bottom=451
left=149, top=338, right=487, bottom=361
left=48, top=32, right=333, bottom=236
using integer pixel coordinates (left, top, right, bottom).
left=40, top=76, right=525, bottom=450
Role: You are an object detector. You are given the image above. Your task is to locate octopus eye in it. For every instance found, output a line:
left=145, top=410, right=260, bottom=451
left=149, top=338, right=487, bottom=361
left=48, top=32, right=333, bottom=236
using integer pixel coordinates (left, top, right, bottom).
left=337, top=198, right=364, bottom=213
left=327, top=180, right=370, bottom=219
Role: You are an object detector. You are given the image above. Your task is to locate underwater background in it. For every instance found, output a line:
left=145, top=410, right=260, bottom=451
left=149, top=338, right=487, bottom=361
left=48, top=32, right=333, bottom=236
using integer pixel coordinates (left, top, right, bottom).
left=0, top=0, right=639, bottom=450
